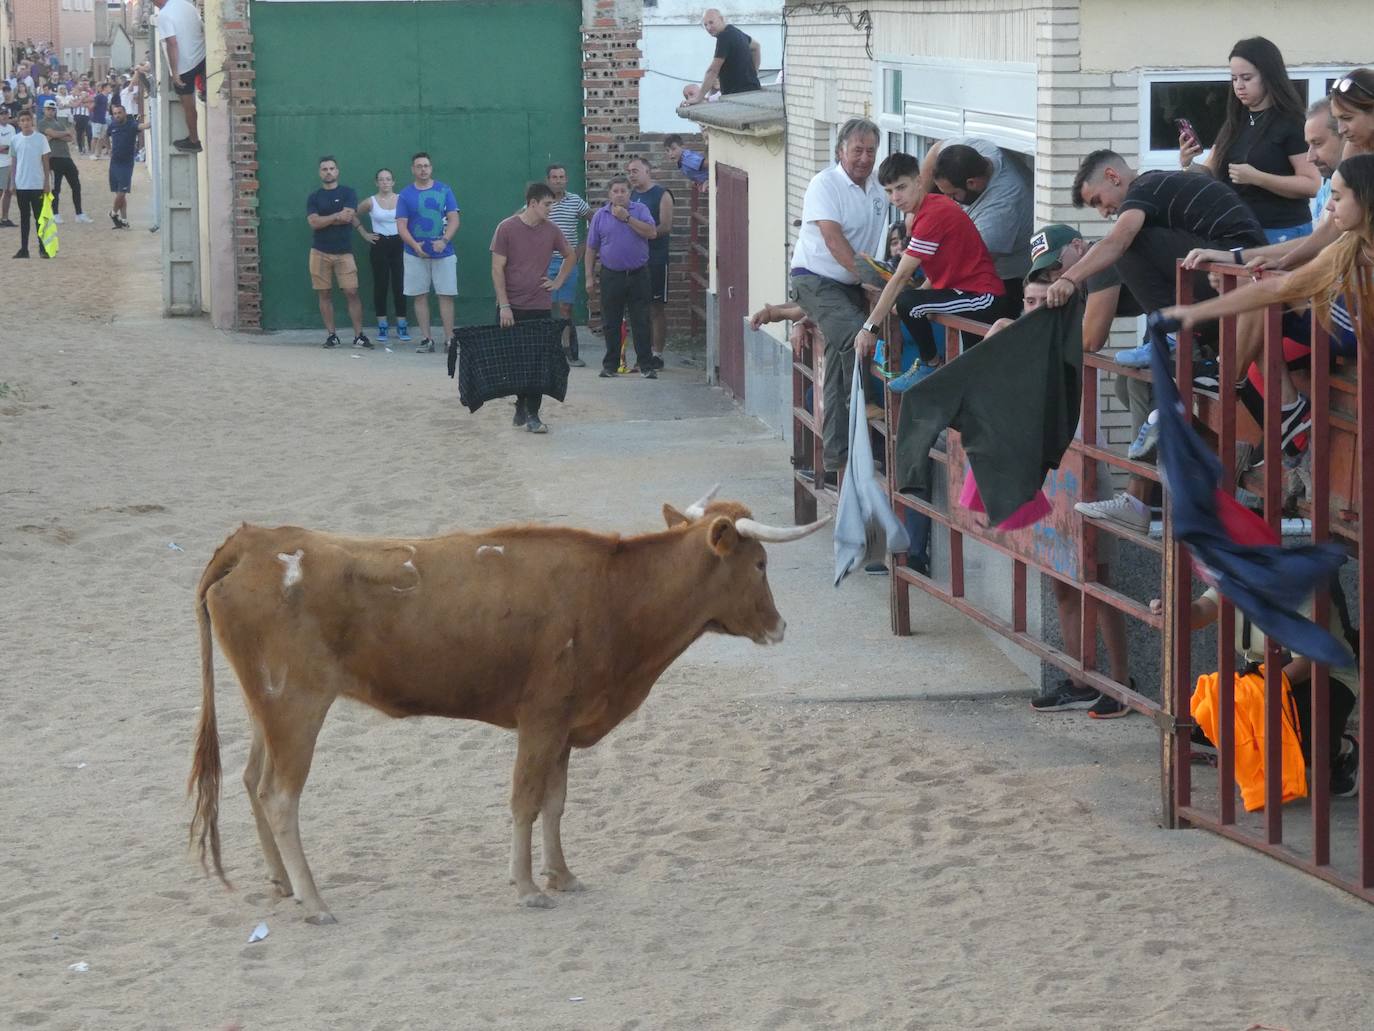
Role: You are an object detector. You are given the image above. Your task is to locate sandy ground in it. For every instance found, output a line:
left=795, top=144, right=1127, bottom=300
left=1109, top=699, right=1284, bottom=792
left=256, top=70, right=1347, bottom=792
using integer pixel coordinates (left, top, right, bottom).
left=3, top=167, right=1374, bottom=1031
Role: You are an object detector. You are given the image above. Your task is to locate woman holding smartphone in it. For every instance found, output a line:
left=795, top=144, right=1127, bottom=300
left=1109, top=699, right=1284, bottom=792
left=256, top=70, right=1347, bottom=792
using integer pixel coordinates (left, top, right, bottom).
left=1180, top=36, right=1320, bottom=244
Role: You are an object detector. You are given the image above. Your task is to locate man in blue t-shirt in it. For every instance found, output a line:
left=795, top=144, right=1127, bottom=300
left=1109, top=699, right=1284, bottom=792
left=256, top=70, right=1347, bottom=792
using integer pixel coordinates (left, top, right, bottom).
left=396, top=151, right=460, bottom=354
left=305, top=155, right=368, bottom=350
left=105, top=101, right=146, bottom=229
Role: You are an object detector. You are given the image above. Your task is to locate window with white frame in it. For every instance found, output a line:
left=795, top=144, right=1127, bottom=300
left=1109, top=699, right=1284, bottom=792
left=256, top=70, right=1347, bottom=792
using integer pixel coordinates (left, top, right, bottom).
left=874, top=57, right=1037, bottom=163
left=1139, top=67, right=1348, bottom=170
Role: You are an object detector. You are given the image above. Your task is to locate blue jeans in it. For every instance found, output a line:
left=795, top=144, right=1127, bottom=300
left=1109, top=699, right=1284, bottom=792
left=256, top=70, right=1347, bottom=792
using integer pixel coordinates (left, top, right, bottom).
left=1263, top=222, right=1313, bottom=245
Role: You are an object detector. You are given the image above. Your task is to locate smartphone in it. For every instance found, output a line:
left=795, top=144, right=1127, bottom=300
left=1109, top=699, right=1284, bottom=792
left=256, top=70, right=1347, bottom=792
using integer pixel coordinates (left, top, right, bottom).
left=1175, top=117, right=1200, bottom=147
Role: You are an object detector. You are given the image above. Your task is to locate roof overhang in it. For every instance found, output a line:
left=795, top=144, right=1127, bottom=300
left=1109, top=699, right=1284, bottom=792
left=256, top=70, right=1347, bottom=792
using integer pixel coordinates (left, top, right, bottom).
left=675, top=86, right=784, bottom=139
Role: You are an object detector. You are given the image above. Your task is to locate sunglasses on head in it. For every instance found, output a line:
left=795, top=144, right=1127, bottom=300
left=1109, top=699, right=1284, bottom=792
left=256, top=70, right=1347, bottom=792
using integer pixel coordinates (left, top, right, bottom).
left=1332, top=76, right=1374, bottom=101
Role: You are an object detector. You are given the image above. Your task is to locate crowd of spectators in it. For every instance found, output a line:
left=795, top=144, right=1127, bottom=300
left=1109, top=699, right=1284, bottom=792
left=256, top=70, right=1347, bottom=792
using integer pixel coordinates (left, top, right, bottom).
left=750, top=38, right=1372, bottom=737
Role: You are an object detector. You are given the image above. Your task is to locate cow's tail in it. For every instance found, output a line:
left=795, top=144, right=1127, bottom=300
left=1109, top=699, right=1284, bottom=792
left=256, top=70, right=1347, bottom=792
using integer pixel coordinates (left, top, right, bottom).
left=189, top=530, right=241, bottom=888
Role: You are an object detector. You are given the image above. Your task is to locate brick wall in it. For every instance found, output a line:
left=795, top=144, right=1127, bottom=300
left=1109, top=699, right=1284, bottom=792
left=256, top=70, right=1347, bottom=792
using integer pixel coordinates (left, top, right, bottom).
left=223, top=0, right=259, bottom=331
left=582, top=0, right=704, bottom=343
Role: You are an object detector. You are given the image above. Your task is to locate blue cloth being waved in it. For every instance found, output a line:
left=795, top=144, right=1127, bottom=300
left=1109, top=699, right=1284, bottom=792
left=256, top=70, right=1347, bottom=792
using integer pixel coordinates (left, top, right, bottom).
left=397, top=181, right=460, bottom=258
left=1147, top=313, right=1348, bottom=666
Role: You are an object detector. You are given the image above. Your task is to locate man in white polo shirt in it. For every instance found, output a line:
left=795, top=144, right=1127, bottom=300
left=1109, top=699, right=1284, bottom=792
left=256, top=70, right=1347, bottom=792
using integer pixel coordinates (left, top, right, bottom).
left=788, top=117, right=886, bottom=483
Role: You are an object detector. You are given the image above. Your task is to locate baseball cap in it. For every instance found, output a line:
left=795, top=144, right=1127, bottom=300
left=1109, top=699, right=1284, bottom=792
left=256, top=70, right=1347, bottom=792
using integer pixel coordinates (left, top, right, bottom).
left=1028, top=223, right=1082, bottom=274
left=43, top=99, right=56, bottom=108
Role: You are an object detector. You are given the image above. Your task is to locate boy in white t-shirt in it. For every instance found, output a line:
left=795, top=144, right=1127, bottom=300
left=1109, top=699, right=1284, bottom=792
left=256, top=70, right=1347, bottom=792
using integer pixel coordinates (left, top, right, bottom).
left=9, top=111, right=51, bottom=258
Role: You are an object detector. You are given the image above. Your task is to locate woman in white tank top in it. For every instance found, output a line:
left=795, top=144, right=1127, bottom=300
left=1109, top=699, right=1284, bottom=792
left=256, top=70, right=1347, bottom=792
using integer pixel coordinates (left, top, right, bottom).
left=357, top=169, right=408, bottom=341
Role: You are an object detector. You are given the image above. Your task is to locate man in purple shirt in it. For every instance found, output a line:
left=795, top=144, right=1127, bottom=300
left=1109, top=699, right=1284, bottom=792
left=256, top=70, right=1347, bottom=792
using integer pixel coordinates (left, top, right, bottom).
left=584, top=177, right=658, bottom=379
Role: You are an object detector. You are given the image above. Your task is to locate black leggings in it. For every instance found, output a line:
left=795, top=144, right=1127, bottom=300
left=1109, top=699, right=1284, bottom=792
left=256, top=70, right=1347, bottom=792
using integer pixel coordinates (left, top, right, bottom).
left=74, top=115, right=91, bottom=153
left=369, top=234, right=406, bottom=321
left=49, top=156, right=82, bottom=215
left=16, top=189, right=43, bottom=253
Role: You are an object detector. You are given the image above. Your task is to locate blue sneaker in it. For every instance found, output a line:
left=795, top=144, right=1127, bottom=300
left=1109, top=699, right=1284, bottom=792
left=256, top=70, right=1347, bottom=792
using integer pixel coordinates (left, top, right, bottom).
left=887, top=356, right=944, bottom=393
left=1127, top=411, right=1160, bottom=461
left=397, top=319, right=411, bottom=342
left=377, top=321, right=388, bottom=342
left=1115, top=333, right=1176, bottom=369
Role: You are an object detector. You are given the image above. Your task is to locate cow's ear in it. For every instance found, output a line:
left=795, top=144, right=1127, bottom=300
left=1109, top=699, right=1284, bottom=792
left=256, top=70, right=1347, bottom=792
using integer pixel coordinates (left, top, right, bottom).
left=663, top=503, right=689, bottom=527
left=707, top=516, right=739, bottom=556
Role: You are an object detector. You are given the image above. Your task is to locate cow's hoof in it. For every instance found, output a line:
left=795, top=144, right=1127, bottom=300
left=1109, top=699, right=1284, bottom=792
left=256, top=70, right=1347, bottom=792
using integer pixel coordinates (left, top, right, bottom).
left=305, top=911, right=338, bottom=925
left=519, top=892, right=556, bottom=909
left=544, top=872, right=585, bottom=893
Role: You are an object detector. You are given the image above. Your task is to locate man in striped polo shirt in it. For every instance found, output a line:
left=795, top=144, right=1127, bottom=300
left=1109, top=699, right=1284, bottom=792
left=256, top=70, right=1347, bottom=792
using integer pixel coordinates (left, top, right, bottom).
left=545, top=163, right=591, bottom=366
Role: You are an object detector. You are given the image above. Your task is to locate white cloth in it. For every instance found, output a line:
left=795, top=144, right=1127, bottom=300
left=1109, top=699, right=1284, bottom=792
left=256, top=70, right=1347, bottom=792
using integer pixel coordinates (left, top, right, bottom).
left=10, top=130, right=50, bottom=190
left=834, top=370, right=908, bottom=584
left=940, top=136, right=1034, bottom=281
left=157, top=0, right=208, bottom=75
left=0, top=123, right=15, bottom=169
left=120, top=85, right=140, bottom=115
left=791, top=163, right=886, bottom=285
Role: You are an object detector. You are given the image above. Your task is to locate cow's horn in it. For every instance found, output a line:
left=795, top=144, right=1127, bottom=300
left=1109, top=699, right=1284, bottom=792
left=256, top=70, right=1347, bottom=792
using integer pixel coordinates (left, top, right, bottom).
left=735, top=515, right=832, bottom=542
left=683, top=484, right=722, bottom=519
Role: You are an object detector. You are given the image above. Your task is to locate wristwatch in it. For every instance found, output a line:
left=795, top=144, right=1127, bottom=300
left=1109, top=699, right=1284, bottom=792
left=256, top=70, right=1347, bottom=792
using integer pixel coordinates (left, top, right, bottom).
left=861, top=320, right=878, bottom=334
left=1231, top=247, right=1245, bottom=265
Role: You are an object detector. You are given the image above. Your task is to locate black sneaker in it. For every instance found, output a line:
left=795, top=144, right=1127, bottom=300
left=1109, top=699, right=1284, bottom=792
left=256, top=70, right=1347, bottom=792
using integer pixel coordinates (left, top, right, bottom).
left=863, top=561, right=889, bottom=576
left=1030, top=679, right=1101, bottom=712
left=599, top=367, right=618, bottom=378
left=0, top=218, right=16, bottom=228
left=1333, top=735, right=1360, bottom=797
left=12, top=248, right=28, bottom=259
left=1280, top=395, right=1311, bottom=451
left=513, top=403, right=527, bottom=427
left=568, top=356, right=586, bottom=368
left=109, top=209, right=120, bottom=229
left=1088, top=678, right=1136, bottom=719
left=38, top=246, right=49, bottom=258
left=415, top=338, right=435, bottom=354
left=645, top=354, right=665, bottom=370
left=173, top=137, right=203, bottom=153
left=641, top=368, right=658, bottom=379
left=526, top=416, right=547, bottom=434
left=352, top=333, right=373, bottom=350
left=322, top=333, right=340, bottom=349
left=1192, top=358, right=1221, bottom=400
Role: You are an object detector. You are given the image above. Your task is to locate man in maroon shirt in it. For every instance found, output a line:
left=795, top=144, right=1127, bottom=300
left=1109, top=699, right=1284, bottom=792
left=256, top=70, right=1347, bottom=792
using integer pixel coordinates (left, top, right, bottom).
left=490, top=182, right=575, bottom=434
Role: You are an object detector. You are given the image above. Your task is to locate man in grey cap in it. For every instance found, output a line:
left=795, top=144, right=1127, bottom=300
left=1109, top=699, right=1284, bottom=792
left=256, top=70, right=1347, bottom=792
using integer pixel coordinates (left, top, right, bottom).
left=37, top=99, right=90, bottom=223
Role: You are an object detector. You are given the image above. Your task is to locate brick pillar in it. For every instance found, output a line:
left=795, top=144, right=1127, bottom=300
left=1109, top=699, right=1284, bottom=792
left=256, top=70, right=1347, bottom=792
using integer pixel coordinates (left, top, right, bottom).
left=582, top=1, right=704, bottom=345
left=223, top=3, right=260, bottom=331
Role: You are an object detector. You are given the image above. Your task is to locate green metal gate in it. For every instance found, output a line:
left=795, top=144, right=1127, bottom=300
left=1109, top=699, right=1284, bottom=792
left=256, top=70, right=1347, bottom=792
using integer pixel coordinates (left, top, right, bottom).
left=251, top=0, right=585, bottom=330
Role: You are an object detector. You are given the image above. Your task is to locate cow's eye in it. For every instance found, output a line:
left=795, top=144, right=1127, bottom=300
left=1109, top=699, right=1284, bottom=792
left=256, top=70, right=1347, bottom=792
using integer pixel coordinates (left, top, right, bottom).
left=756, top=560, right=766, bottom=572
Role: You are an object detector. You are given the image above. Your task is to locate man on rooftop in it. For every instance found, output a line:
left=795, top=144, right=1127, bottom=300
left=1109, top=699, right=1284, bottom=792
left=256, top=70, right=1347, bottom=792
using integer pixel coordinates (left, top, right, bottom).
left=684, top=9, right=761, bottom=104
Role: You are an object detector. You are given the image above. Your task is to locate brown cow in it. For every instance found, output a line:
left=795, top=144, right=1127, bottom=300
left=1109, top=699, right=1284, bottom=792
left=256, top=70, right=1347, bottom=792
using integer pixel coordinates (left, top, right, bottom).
left=189, top=489, right=827, bottom=922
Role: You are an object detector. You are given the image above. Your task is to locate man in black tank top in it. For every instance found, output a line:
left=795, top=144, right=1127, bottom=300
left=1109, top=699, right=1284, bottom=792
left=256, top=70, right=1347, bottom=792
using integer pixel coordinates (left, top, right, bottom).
left=628, top=156, right=674, bottom=366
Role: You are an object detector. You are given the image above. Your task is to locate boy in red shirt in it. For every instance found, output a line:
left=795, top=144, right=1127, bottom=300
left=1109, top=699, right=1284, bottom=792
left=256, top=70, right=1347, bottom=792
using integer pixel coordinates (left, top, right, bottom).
left=855, top=152, right=1015, bottom=369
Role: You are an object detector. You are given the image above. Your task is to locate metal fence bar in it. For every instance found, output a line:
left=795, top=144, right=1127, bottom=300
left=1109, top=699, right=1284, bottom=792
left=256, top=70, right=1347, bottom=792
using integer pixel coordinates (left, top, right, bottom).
left=1261, top=300, right=1285, bottom=846
left=1309, top=309, right=1333, bottom=866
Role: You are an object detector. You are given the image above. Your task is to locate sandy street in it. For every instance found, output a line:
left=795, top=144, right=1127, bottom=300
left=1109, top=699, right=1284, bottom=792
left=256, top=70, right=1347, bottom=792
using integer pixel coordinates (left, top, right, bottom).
left=2, top=163, right=1373, bottom=1031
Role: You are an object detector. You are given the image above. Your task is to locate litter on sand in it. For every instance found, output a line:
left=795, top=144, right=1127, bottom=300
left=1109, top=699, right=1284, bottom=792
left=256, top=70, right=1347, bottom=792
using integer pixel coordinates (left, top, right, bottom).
left=167, top=542, right=185, bottom=552
left=68, top=961, right=89, bottom=972
left=568, top=997, right=585, bottom=1003
left=247, top=922, right=269, bottom=943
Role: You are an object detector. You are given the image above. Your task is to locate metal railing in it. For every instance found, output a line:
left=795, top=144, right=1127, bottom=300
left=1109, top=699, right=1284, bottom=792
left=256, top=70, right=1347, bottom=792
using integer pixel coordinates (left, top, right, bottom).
left=789, top=267, right=1371, bottom=903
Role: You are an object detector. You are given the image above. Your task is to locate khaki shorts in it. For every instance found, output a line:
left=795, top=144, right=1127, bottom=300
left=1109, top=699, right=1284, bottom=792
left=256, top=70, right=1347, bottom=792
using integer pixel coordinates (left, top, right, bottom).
left=309, top=249, right=358, bottom=290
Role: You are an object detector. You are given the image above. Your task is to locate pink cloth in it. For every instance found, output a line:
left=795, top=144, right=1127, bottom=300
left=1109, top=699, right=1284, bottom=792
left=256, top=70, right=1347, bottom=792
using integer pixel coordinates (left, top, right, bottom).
left=959, top=469, right=1051, bottom=530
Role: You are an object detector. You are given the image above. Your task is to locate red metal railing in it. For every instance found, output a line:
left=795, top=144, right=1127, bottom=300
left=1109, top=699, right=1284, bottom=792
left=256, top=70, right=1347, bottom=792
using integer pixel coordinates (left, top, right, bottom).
left=1169, top=262, right=1372, bottom=904
left=789, top=268, right=1371, bottom=903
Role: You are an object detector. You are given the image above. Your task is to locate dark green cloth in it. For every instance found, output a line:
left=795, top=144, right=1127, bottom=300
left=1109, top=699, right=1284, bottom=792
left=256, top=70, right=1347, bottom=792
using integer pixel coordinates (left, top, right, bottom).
left=894, top=300, right=1083, bottom=526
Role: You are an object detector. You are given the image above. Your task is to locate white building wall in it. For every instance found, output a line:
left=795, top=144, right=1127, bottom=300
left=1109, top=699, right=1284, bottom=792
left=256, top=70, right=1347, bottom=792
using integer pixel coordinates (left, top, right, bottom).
left=706, top=129, right=787, bottom=338
left=641, top=1, right=782, bottom=134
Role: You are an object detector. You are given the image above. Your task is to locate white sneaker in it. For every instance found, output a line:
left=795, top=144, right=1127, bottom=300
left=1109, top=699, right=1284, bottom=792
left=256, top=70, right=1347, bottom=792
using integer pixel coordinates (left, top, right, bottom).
left=1075, top=492, right=1150, bottom=533
left=75, top=213, right=93, bottom=223
left=52, top=213, right=64, bottom=224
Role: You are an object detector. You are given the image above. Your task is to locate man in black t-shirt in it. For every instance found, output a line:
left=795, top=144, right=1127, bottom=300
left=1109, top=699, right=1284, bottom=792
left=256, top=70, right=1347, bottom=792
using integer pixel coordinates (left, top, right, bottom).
left=1046, top=149, right=1264, bottom=315
left=685, top=9, right=761, bottom=103
left=305, top=156, right=369, bottom=350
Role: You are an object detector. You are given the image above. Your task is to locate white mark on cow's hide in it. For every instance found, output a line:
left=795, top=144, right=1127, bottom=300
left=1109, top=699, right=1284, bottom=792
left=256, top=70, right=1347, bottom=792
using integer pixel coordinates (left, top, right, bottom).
left=260, top=662, right=287, bottom=697
left=276, top=550, right=304, bottom=589
left=392, top=546, right=420, bottom=593
left=477, top=545, right=505, bottom=556
left=403, top=559, right=415, bottom=571
left=564, top=638, right=574, bottom=651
